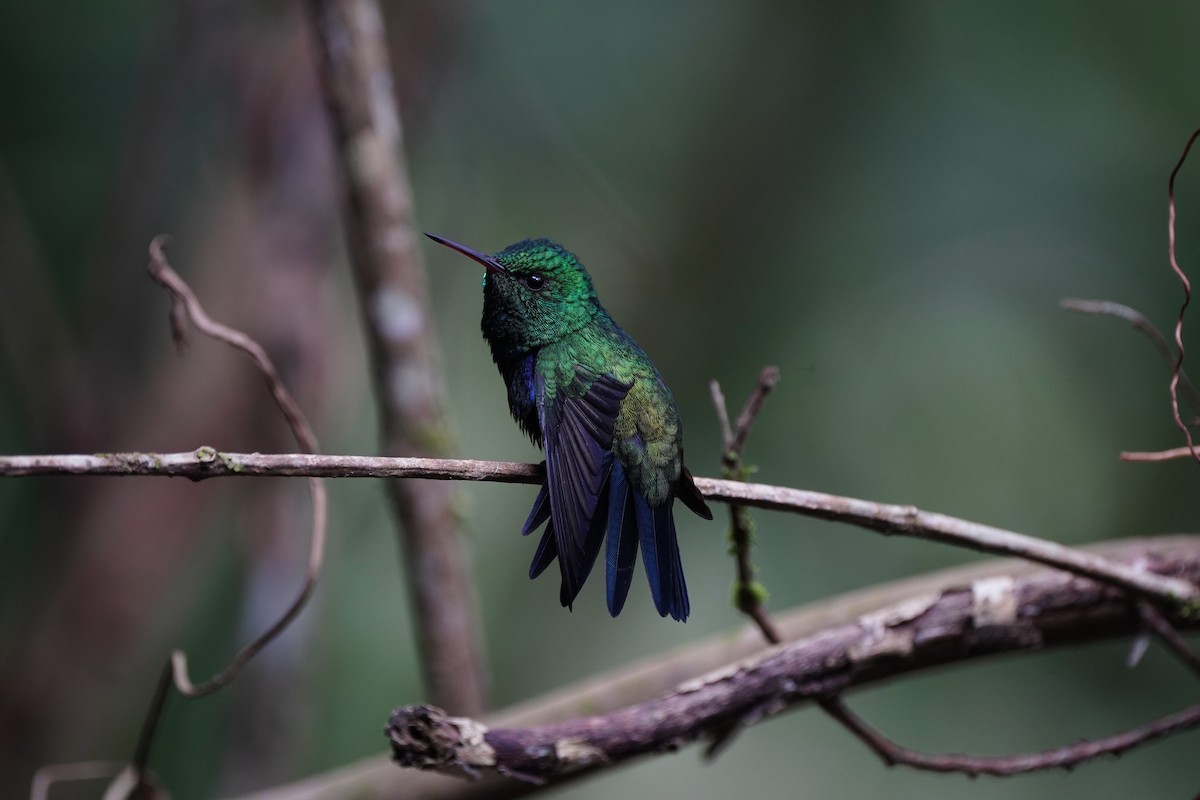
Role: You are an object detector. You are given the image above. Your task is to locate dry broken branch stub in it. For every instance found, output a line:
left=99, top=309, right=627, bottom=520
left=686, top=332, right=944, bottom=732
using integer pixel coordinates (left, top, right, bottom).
left=385, top=546, right=1200, bottom=785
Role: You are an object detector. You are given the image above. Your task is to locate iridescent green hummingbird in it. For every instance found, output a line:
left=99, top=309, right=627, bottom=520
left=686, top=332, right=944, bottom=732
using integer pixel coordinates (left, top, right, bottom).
left=428, top=234, right=712, bottom=621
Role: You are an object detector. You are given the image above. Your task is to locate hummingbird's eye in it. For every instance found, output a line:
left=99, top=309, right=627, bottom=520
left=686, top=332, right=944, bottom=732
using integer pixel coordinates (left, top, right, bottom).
left=522, top=274, right=546, bottom=292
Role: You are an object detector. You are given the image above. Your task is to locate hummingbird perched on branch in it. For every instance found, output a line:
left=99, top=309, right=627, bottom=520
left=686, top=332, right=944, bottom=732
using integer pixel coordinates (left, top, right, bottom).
left=428, top=233, right=712, bottom=621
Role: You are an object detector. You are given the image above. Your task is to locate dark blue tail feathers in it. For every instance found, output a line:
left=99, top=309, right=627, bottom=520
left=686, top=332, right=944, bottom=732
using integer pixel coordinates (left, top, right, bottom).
left=604, top=462, right=639, bottom=616
left=524, top=458, right=689, bottom=621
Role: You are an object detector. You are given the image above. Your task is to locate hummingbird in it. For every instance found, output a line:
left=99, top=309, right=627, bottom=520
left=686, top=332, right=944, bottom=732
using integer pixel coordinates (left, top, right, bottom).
left=428, top=233, right=713, bottom=621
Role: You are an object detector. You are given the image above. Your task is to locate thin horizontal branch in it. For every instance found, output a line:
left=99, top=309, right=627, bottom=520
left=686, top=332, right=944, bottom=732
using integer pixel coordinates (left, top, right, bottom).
left=3, top=450, right=1197, bottom=605
left=384, top=547, right=1200, bottom=784
left=1122, top=446, right=1200, bottom=462
left=0, top=449, right=541, bottom=483
left=694, top=479, right=1200, bottom=604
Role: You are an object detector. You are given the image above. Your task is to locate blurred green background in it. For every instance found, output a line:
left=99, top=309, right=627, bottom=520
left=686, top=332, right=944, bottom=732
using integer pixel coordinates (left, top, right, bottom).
left=1, top=1, right=1198, bottom=798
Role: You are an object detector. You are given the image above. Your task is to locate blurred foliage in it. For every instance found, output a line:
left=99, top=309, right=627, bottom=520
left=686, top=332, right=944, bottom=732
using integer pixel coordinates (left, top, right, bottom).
left=1, top=1, right=1198, bottom=799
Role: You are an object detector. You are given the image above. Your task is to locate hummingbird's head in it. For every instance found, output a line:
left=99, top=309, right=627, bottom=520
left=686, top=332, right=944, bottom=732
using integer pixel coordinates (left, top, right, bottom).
left=427, top=234, right=601, bottom=352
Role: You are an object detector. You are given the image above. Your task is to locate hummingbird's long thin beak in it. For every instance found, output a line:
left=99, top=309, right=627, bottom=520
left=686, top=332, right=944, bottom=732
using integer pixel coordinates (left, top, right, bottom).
left=425, top=233, right=507, bottom=273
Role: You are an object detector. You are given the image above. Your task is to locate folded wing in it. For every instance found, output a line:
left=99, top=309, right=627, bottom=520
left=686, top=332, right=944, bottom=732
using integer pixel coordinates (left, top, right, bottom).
left=526, top=370, right=631, bottom=608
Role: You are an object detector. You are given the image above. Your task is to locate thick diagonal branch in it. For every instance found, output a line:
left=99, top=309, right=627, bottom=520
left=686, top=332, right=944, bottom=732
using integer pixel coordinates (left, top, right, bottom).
left=218, top=537, right=1199, bottom=800
left=384, top=547, right=1200, bottom=785
left=306, top=0, right=487, bottom=713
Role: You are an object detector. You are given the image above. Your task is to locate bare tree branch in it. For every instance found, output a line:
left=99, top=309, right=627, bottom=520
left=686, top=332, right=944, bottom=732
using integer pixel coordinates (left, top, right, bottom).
left=3, top=450, right=1196, bottom=606
left=383, top=547, right=1200, bottom=785
left=305, top=0, right=488, bottom=715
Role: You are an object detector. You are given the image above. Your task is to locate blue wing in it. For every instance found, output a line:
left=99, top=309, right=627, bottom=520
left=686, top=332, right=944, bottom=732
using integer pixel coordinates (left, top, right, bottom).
left=525, top=370, right=631, bottom=609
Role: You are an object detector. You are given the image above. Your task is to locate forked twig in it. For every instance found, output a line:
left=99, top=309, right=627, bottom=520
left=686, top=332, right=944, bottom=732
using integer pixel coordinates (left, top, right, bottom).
left=710, top=367, right=782, bottom=646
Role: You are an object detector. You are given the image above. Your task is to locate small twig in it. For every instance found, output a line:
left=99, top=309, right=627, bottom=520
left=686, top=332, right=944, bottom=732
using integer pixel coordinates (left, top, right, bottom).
left=99, top=768, right=142, bottom=800
left=743, top=605, right=781, bottom=647
left=690, top=478, right=1200, bottom=605
left=3, top=450, right=1197, bottom=606
left=1060, top=298, right=1200, bottom=414
left=126, top=240, right=328, bottom=786
left=0, top=450, right=542, bottom=481
left=30, top=761, right=125, bottom=800
left=817, top=695, right=1200, bottom=777
left=128, top=662, right=172, bottom=786
left=1121, top=446, right=1200, bottom=462
left=711, top=381, right=733, bottom=447
left=711, top=366, right=782, bottom=645
left=728, top=366, right=781, bottom=457
left=1138, top=601, right=1200, bottom=679
left=148, top=238, right=319, bottom=453
left=1166, top=127, right=1200, bottom=466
